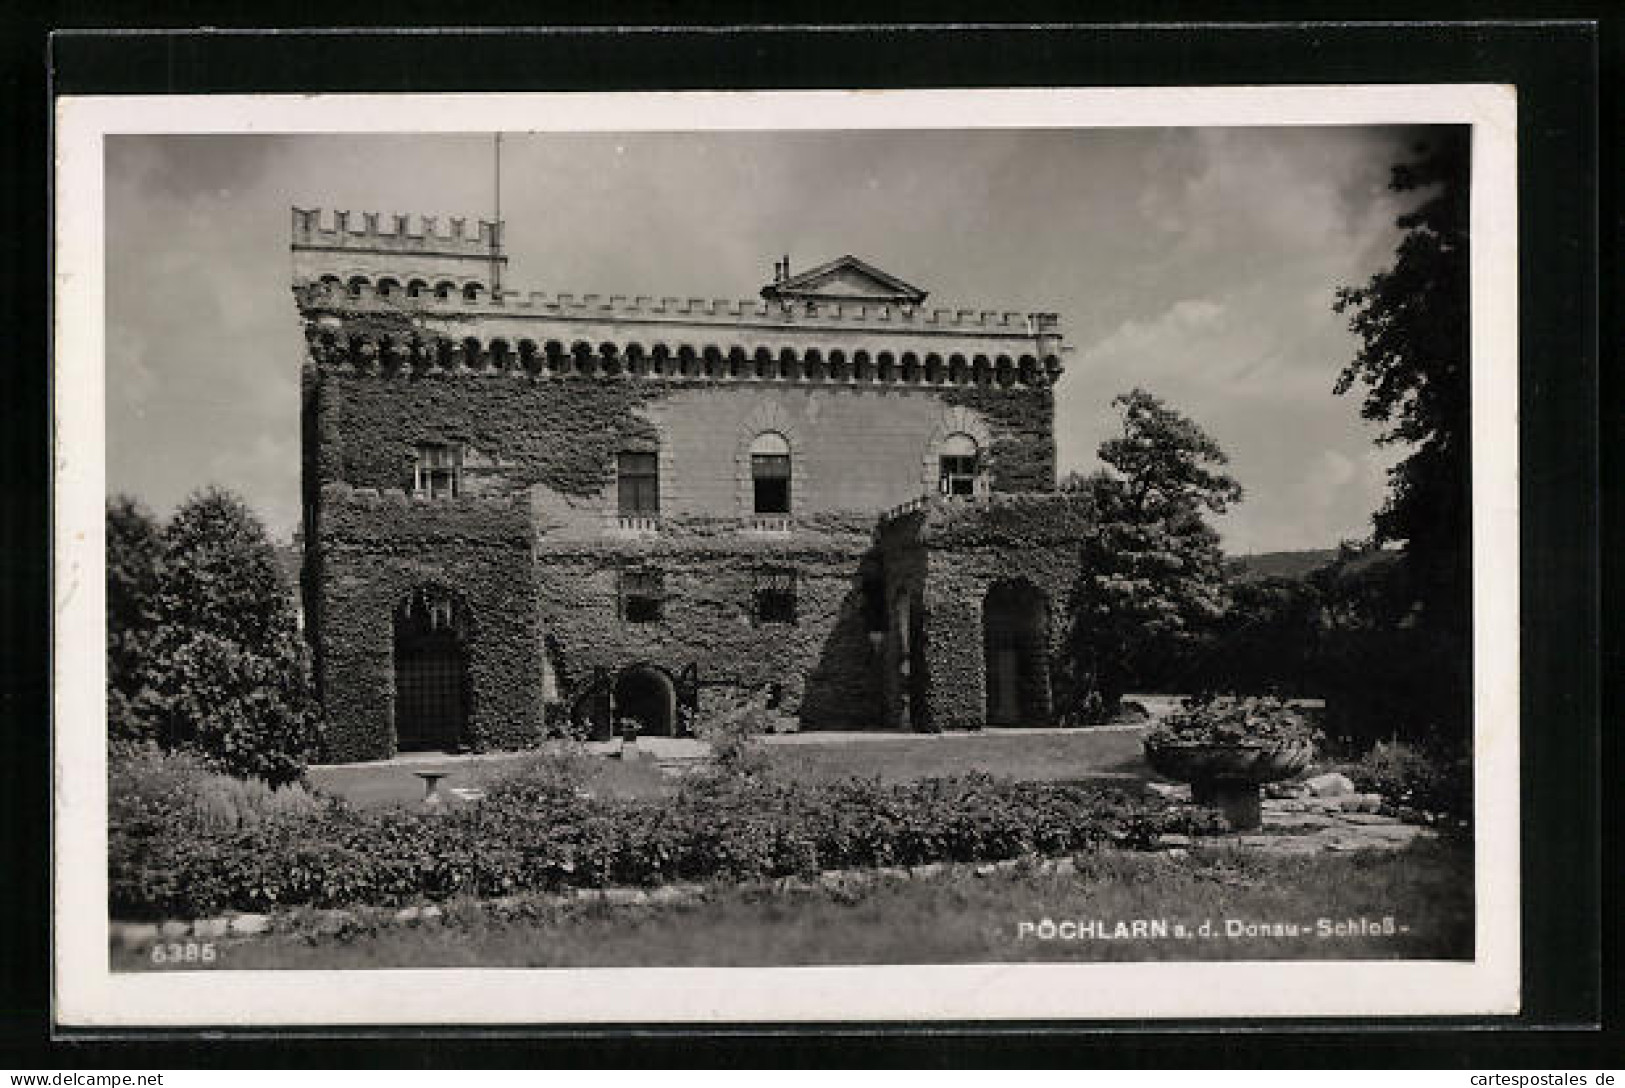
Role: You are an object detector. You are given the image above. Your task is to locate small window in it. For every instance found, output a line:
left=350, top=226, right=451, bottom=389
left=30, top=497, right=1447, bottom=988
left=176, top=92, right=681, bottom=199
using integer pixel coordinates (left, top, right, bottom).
left=621, top=569, right=664, bottom=623
left=750, top=432, right=792, bottom=515
left=939, top=433, right=981, bottom=497
left=753, top=569, right=797, bottom=625
left=617, top=452, right=660, bottom=515
left=414, top=443, right=462, bottom=499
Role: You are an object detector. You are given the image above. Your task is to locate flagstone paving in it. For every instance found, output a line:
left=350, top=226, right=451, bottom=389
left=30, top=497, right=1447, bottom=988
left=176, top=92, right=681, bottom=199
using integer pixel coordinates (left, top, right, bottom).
left=1155, top=789, right=1439, bottom=856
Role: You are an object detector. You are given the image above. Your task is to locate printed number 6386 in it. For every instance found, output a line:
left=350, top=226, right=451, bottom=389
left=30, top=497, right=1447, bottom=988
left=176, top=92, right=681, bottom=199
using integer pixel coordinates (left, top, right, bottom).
left=150, top=941, right=216, bottom=965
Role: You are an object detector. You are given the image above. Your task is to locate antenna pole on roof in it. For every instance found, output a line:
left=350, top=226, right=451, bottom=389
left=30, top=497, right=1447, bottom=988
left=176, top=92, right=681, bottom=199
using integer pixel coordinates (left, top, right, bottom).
left=491, top=132, right=503, bottom=294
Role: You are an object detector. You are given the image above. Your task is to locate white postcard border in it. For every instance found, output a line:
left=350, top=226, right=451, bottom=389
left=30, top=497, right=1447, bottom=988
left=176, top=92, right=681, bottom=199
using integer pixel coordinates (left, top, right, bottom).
left=53, top=85, right=1520, bottom=1026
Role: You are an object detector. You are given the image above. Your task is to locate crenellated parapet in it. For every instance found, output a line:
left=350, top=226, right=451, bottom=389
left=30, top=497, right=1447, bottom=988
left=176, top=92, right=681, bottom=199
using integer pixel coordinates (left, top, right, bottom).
left=291, top=207, right=507, bottom=301
left=292, top=207, right=502, bottom=257
left=292, top=207, right=1067, bottom=389
left=295, top=276, right=1059, bottom=334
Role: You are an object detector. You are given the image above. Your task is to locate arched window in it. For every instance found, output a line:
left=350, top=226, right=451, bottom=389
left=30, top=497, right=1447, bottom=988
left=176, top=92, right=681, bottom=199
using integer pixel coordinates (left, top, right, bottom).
left=750, top=432, right=792, bottom=514
left=462, top=282, right=484, bottom=301
left=939, top=433, right=981, bottom=497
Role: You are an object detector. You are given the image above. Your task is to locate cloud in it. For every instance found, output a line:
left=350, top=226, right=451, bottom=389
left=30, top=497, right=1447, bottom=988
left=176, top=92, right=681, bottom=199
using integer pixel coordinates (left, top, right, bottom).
left=103, top=126, right=1435, bottom=554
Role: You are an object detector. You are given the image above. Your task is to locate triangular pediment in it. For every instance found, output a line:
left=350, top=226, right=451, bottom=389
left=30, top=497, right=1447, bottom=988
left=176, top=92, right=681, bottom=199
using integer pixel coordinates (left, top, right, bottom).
left=761, top=255, right=928, bottom=305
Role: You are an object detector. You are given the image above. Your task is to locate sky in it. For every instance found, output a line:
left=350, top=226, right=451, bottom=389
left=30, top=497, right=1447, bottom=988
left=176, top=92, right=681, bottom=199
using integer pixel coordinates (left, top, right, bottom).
left=104, top=126, right=1435, bottom=554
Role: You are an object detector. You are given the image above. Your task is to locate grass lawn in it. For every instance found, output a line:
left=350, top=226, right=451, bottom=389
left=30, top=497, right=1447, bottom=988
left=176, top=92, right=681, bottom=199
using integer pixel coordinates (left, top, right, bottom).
left=307, top=747, right=677, bottom=809
left=759, top=729, right=1150, bottom=786
left=120, top=839, right=1472, bottom=970
left=308, top=728, right=1154, bottom=810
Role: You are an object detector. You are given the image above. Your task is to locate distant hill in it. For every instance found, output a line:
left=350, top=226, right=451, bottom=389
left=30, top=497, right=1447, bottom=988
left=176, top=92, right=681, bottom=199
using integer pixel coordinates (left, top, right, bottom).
left=1224, top=549, right=1339, bottom=583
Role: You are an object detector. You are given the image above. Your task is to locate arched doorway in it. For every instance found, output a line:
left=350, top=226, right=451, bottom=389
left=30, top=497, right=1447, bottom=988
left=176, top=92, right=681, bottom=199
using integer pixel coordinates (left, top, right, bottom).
left=982, top=579, right=1052, bottom=727
left=393, top=585, right=471, bottom=752
left=614, top=664, right=678, bottom=738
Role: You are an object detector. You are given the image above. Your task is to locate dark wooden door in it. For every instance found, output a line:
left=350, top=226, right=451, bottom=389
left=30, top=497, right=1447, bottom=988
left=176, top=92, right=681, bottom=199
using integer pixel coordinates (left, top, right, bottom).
left=395, top=632, right=467, bottom=751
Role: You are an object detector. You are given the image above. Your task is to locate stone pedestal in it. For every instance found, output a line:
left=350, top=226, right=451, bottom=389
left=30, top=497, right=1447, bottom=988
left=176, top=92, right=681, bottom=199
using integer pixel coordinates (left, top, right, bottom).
left=1193, top=777, right=1263, bottom=831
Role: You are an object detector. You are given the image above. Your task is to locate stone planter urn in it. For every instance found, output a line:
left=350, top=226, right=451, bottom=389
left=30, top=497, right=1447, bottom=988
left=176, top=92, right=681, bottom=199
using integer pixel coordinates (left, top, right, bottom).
left=1143, top=739, right=1314, bottom=831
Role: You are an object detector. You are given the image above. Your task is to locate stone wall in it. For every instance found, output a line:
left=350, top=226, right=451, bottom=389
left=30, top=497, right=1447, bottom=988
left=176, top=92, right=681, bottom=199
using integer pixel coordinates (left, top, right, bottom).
left=313, top=487, right=541, bottom=762
left=311, top=369, right=1053, bottom=518
left=533, top=517, right=884, bottom=730
left=878, top=494, right=1098, bottom=731
left=302, top=324, right=1071, bottom=754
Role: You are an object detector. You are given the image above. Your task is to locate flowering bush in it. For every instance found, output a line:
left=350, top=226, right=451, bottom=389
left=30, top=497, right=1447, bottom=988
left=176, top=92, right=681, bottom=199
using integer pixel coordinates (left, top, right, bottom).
left=1146, top=694, right=1322, bottom=749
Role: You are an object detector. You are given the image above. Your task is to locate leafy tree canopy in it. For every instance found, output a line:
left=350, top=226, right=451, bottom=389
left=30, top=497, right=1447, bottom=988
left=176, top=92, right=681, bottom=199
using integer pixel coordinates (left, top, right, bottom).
left=1331, top=130, right=1471, bottom=742
left=112, top=486, right=321, bottom=784
left=1096, top=389, right=1245, bottom=520
left=106, top=496, right=165, bottom=741
left=1333, top=129, right=1470, bottom=630
left=1065, top=391, right=1241, bottom=720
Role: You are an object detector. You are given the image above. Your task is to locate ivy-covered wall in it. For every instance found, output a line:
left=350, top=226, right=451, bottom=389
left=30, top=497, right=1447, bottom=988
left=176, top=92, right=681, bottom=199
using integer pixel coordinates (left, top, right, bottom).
left=313, top=368, right=1059, bottom=513
left=534, top=521, right=885, bottom=730
left=877, top=494, right=1097, bottom=730
left=941, top=384, right=1058, bottom=493
left=304, top=361, right=1076, bottom=754
left=321, top=371, right=662, bottom=499
left=314, top=486, right=541, bottom=761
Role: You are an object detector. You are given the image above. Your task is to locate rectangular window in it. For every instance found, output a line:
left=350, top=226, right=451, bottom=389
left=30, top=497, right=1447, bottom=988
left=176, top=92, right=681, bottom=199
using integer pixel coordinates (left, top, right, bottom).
left=620, top=569, right=664, bottom=623
left=618, top=452, right=660, bottom=515
left=753, top=568, right=797, bottom=625
left=752, top=453, right=792, bottom=514
left=414, top=443, right=462, bottom=499
left=940, top=454, right=979, bottom=497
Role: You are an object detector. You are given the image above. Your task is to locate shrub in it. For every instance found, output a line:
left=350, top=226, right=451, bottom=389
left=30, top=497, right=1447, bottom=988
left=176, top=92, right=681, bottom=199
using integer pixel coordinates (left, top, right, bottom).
left=108, top=769, right=1226, bottom=920
left=108, top=743, right=221, bottom=836
left=108, top=743, right=325, bottom=833
left=475, top=744, right=598, bottom=802
left=692, top=691, right=782, bottom=777
left=189, top=773, right=325, bottom=831
left=146, top=488, right=321, bottom=785
left=1147, top=694, right=1323, bottom=749
left=1348, top=739, right=1471, bottom=821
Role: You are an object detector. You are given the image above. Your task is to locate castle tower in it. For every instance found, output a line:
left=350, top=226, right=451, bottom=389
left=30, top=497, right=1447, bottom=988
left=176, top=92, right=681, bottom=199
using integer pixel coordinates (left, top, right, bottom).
left=290, top=207, right=506, bottom=301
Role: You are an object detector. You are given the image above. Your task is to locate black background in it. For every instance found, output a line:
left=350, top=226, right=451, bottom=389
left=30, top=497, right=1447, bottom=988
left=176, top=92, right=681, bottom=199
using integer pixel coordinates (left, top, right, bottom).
left=2, top=6, right=1612, bottom=1070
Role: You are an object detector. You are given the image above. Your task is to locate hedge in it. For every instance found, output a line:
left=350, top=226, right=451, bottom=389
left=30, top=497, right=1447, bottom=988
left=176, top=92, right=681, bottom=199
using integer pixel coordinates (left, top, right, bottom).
left=109, top=771, right=1225, bottom=920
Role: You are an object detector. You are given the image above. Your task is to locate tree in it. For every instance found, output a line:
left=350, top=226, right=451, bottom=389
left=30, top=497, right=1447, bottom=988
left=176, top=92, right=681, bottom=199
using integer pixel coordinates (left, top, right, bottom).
left=1065, top=390, right=1242, bottom=720
left=1333, top=129, right=1472, bottom=740
left=149, top=487, right=320, bottom=784
left=106, top=496, right=164, bottom=741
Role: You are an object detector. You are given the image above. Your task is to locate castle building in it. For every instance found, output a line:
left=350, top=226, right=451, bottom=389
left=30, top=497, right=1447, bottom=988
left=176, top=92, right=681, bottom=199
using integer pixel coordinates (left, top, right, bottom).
left=294, top=208, right=1096, bottom=761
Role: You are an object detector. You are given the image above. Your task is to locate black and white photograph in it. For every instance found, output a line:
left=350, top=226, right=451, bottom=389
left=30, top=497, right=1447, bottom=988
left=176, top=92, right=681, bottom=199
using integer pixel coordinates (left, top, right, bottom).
left=52, top=87, right=1521, bottom=1025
